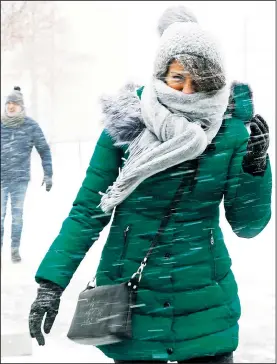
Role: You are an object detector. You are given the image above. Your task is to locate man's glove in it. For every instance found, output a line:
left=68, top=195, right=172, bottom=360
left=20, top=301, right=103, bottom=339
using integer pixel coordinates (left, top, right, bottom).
left=29, top=280, right=63, bottom=346
left=42, top=176, right=53, bottom=192
left=242, top=114, right=269, bottom=176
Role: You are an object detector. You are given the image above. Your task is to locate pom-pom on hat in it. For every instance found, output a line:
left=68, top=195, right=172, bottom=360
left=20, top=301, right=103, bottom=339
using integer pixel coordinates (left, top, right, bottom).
left=157, top=5, right=198, bottom=36
left=6, top=86, right=24, bottom=108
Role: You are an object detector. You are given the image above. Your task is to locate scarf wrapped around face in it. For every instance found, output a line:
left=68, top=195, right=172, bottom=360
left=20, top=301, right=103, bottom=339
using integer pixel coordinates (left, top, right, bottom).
left=1, top=108, right=25, bottom=127
left=98, top=79, right=229, bottom=213
left=2, top=86, right=25, bottom=127
left=98, top=5, right=230, bottom=213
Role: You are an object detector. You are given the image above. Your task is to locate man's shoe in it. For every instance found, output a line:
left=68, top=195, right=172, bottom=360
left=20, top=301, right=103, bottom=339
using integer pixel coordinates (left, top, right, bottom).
left=11, top=248, right=21, bottom=263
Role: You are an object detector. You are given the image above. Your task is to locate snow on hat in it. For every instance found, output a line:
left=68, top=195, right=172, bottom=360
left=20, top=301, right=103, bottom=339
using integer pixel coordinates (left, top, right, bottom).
left=6, top=86, right=24, bottom=108
left=154, top=6, right=226, bottom=92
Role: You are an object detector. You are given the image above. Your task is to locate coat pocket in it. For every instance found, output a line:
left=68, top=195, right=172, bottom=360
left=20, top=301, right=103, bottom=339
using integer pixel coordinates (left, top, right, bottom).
left=209, top=229, right=216, bottom=280
left=118, top=225, right=130, bottom=277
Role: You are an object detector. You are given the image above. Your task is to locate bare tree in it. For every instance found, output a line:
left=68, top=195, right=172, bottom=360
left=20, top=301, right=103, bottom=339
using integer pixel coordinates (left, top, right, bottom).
left=1, top=1, right=63, bottom=119
left=1, top=1, right=94, bottom=138
left=1, top=1, right=61, bottom=52
left=1, top=1, right=28, bottom=51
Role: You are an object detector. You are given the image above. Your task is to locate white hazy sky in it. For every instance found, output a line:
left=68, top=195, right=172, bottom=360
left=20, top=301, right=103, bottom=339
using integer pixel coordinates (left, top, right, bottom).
left=56, top=1, right=275, bottom=114
left=58, top=1, right=275, bottom=82
left=55, top=1, right=275, bottom=147
left=2, top=1, right=275, bottom=146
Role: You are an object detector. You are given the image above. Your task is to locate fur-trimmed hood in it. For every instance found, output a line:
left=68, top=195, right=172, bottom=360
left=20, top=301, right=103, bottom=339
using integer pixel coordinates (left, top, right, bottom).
left=100, top=81, right=254, bottom=146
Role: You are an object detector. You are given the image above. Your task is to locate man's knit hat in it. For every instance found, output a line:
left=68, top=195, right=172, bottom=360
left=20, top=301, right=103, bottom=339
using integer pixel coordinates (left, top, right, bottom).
left=154, top=6, right=226, bottom=92
left=6, top=86, right=24, bottom=108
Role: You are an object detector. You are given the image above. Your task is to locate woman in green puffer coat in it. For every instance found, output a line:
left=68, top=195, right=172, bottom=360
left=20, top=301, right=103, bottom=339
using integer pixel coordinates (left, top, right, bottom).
left=28, top=6, right=272, bottom=364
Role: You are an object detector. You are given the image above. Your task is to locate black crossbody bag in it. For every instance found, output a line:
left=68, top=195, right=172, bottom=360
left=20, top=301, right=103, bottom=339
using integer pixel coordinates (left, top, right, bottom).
left=67, top=170, right=193, bottom=346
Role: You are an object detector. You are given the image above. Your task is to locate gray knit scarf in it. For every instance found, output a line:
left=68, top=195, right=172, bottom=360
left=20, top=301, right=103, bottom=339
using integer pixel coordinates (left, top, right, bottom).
left=98, top=79, right=229, bottom=213
left=1, top=109, right=25, bottom=127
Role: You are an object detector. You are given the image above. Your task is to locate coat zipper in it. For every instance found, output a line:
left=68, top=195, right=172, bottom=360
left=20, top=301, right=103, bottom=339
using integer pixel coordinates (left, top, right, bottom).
left=10, top=132, right=14, bottom=152
left=119, top=225, right=130, bottom=277
left=210, top=229, right=216, bottom=280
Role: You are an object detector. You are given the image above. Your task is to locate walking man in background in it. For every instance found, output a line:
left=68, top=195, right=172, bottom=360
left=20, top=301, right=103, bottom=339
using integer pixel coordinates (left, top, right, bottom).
left=1, top=86, right=53, bottom=263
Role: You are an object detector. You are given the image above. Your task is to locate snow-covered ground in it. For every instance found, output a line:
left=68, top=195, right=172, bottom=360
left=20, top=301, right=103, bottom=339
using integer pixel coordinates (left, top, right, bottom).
left=1, top=134, right=275, bottom=363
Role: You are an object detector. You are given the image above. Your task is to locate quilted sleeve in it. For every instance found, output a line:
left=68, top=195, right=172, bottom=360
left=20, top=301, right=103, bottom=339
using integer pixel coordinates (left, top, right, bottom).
left=223, top=122, right=272, bottom=238
left=35, top=130, right=123, bottom=288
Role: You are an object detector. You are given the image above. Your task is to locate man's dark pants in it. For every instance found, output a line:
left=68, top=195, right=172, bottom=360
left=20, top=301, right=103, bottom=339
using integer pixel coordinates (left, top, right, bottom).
left=1, top=180, right=29, bottom=249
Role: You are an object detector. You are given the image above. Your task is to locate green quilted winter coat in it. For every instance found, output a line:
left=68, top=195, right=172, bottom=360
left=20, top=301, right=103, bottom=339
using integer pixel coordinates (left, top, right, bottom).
left=36, top=84, right=272, bottom=361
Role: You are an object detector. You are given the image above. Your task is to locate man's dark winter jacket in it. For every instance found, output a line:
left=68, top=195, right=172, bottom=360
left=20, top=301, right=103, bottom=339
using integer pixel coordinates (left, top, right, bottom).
left=1, top=117, right=52, bottom=183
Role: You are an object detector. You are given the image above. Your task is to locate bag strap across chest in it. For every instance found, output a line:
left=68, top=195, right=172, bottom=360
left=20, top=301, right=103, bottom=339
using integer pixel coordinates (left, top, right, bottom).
left=128, top=160, right=198, bottom=288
